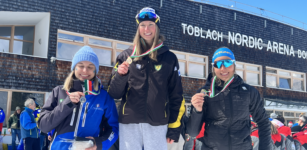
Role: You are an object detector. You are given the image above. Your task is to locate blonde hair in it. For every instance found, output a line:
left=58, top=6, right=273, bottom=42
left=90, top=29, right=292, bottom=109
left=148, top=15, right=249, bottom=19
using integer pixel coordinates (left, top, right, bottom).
left=63, top=71, right=99, bottom=91
left=270, top=122, right=278, bottom=134
left=133, top=24, right=165, bottom=61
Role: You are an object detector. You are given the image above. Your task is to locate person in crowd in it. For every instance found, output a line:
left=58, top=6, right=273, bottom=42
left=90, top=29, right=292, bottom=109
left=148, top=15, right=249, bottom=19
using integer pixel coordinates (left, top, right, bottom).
left=8, top=106, right=21, bottom=150
left=292, top=116, right=307, bottom=133
left=28, top=97, right=48, bottom=150
left=20, top=98, right=40, bottom=150
left=288, top=121, right=293, bottom=128
left=0, top=107, right=5, bottom=135
left=108, top=7, right=185, bottom=150
left=250, top=121, right=259, bottom=150
left=271, top=113, right=278, bottom=120
left=38, top=46, right=119, bottom=150
left=182, top=113, right=203, bottom=150
left=292, top=116, right=307, bottom=150
left=292, top=116, right=307, bottom=135
left=270, top=122, right=286, bottom=150
left=272, top=118, right=294, bottom=150
left=186, top=47, right=271, bottom=150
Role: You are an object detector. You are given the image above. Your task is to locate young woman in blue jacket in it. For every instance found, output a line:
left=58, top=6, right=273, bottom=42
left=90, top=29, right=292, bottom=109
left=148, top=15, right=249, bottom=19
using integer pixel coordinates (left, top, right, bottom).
left=38, top=46, right=119, bottom=150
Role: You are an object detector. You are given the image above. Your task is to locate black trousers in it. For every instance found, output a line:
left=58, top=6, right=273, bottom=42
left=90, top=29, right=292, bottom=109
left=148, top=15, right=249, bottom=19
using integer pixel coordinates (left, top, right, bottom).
left=23, top=137, right=40, bottom=150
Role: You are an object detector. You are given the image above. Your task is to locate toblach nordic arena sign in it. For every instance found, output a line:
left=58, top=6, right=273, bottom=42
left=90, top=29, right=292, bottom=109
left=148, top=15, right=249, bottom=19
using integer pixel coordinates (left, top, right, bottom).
left=182, top=23, right=307, bottom=59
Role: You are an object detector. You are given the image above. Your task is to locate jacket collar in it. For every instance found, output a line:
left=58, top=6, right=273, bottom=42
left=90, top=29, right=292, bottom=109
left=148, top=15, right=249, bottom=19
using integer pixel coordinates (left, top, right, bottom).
left=25, top=107, right=34, bottom=113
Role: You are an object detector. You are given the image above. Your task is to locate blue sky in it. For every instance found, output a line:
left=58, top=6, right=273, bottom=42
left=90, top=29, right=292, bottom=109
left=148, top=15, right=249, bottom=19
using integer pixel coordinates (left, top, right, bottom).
left=194, top=0, right=307, bottom=30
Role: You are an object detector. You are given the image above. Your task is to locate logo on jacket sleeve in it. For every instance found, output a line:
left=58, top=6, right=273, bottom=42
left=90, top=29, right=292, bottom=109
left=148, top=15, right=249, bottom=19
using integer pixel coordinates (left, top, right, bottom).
left=242, top=86, right=247, bottom=90
left=155, top=64, right=162, bottom=71
left=114, top=62, right=119, bottom=71
left=108, top=132, right=115, bottom=141
left=96, top=104, right=100, bottom=108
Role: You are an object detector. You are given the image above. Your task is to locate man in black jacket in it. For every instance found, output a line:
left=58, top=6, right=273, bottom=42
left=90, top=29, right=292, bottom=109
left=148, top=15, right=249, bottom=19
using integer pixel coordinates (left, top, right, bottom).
left=187, top=47, right=271, bottom=150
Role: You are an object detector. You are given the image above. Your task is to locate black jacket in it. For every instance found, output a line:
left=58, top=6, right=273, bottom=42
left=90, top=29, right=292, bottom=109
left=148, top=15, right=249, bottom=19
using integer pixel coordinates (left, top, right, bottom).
left=187, top=74, right=271, bottom=150
left=108, top=45, right=185, bottom=142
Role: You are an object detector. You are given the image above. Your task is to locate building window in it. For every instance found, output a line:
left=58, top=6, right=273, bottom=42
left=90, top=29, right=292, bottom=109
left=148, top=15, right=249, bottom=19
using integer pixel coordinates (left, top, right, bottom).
left=266, top=67, right=306, bottom=91
left=57, top=30, right=132, bottom=66
left=0, top=26, right=35, bottom=55
left=236, top=62, right=262, bottom=86
left=275, top=111, right=283, bottom=116
left=171, top=50, right=208, bottom=78
left=284, top=112, right=294, bottom=117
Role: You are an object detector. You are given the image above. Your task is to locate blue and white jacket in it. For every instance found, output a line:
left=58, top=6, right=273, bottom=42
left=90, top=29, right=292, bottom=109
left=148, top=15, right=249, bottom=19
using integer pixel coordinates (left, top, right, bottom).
left=20, top=107, right=39, bottom=139
left=38, top=81, right=119, bottom=150
left=0, top=108, right=5, bottom=123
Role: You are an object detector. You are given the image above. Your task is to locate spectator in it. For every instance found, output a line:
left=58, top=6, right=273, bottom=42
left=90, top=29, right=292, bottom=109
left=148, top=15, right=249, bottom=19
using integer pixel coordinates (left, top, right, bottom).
left=250, top=121, right=259, bottom=150
left=271, top=113, right=278, bottom=120
left=270, top=122, right=286, bottom=150
left=20, top=98, right=40, bottom=150
left=0, top=107, right=6, bottom=135
left=288, top=121, right=293, bottom=128
left=272, top=118, right=294, bottom=150
left=8, top=106, right=21, bottom=150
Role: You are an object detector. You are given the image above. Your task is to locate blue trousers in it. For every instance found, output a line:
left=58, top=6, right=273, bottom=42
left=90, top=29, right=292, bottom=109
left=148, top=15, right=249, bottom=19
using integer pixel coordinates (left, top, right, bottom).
left=11, top=129, right=21, bottom=150
left=40, top=134, right=46, bottom=150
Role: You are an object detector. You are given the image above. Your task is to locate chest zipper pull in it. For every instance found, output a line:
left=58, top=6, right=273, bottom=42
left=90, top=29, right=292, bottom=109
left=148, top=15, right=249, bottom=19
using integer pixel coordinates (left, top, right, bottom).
left=82, top=103, right=89, bottom=127
left=70, top=108, right=76, bottom=126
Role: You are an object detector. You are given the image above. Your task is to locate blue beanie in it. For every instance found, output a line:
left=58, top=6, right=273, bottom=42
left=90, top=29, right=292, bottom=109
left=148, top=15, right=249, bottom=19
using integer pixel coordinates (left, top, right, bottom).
left=71, top=46, right=99, bottom=74
left=212, top=47, right=235, bottom=62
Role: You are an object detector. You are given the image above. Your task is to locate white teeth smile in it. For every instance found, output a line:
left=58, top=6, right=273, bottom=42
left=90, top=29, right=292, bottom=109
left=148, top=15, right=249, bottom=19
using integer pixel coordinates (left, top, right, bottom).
left=81, top=75, right=88, bottom=77
left=221, top=73, right=228, bottom=75
left=145, top=33, right=151, bottom=35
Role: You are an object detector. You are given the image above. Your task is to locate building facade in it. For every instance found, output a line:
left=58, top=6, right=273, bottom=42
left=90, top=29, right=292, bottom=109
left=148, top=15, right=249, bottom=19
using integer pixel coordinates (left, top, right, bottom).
left=0, top=0, right=307, bottom=125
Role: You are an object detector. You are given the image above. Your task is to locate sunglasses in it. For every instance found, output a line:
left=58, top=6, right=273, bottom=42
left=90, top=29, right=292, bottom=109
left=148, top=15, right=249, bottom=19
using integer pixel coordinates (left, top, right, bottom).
left=212, top=59, right=235, bottom=69
left=136, top=12, right=160, bottom=23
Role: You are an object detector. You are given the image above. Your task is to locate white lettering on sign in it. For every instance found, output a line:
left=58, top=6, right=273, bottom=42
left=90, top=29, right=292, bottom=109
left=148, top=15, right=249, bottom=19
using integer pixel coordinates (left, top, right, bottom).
left=182, top=23, right=305, bottom=59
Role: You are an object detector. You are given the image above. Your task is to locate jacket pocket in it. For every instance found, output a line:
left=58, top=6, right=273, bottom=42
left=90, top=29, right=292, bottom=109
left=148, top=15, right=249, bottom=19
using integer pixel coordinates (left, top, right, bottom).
left=122, top=87, right=130, bottom=115
left=206, top=97, right=226, bottom=119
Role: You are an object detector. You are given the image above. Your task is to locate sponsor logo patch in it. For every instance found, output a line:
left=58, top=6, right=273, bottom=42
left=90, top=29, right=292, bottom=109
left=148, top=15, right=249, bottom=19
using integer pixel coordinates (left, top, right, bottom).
left=155, top=64, right=162, bottom=71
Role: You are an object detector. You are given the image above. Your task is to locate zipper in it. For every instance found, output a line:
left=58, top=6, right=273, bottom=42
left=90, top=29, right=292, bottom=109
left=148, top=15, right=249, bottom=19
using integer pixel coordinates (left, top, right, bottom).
left=74, top=100, right=85, bottom=137
left=122, top=87, right=130, bottom=114
left=36, top=128, right=38, bottom=138
left=228, top=88, right=233, bottom=150
left=70, top=108, right=76, bottom=126
left=50, top=132, right=58, bottom=150
left=30, top=129, right=32, bottom=135
left=82, top=103, right=89, bottom=127
left=165, top=102, right=168, bottom=118
left=144, top=59, right=150, bottom=122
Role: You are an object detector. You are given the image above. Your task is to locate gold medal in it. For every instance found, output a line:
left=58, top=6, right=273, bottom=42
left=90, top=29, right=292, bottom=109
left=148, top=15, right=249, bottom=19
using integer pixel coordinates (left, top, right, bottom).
left=126, top=57, right=133, bottom=64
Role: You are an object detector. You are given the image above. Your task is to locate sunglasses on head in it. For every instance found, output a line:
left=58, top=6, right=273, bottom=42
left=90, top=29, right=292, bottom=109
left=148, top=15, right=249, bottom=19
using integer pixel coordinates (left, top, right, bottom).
left=136, top=12, right=160, bottom=23
left=212, top=59, right=235, bottom=69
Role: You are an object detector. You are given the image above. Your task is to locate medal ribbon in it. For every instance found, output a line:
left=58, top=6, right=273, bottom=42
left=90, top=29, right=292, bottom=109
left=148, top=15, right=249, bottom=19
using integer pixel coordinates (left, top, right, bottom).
left=66, top=79, right=99, bottom=96
left=130, top=42, right=163, bottom=58
left=206, top=76, right=234, bottom=98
